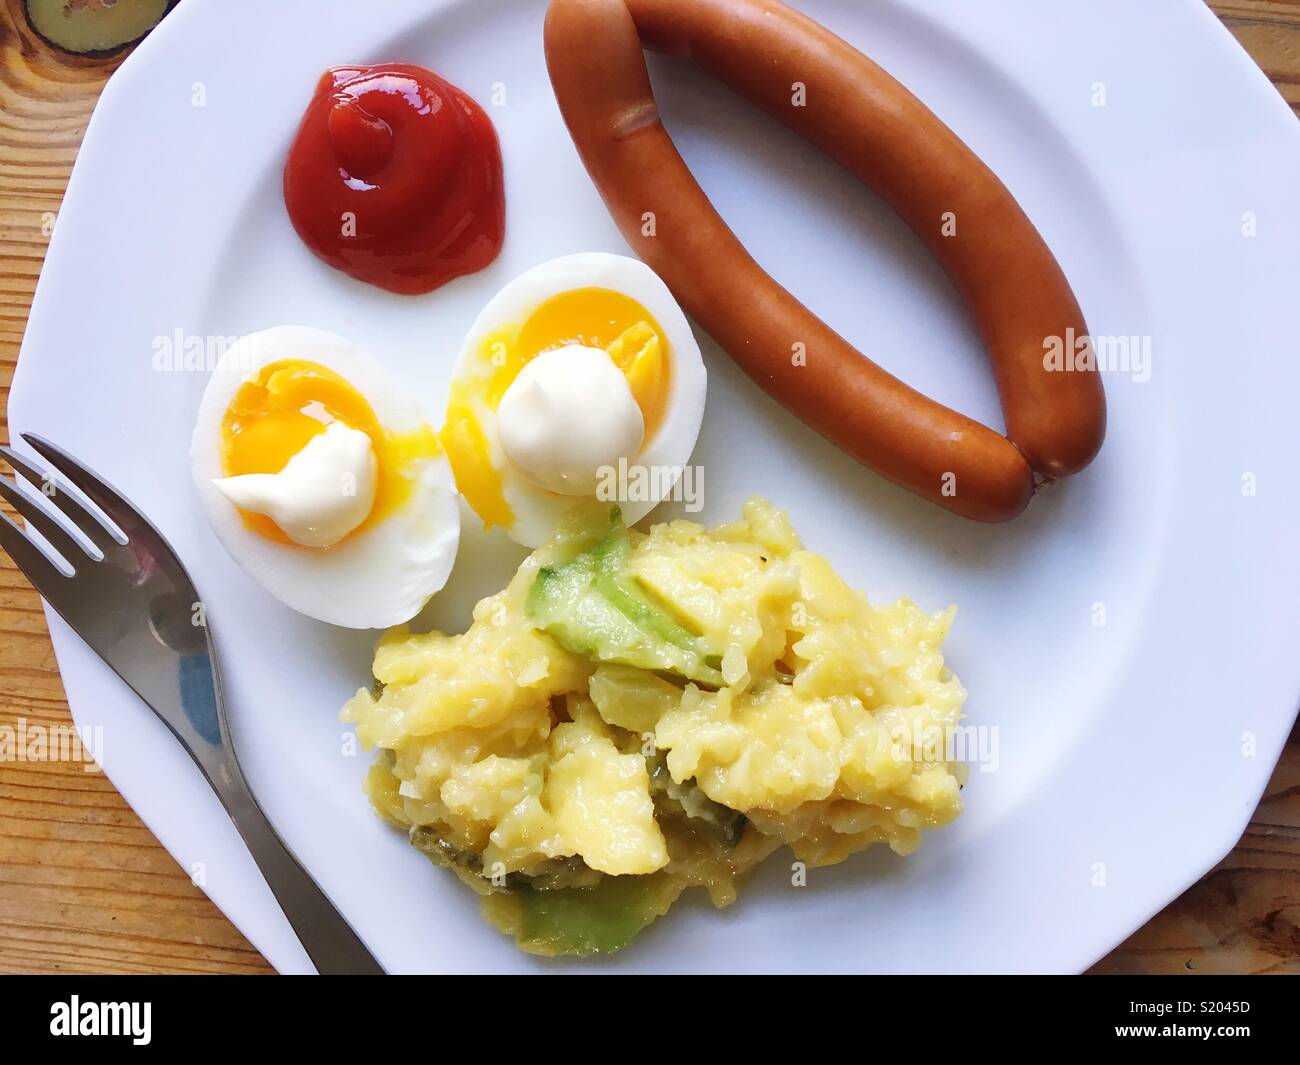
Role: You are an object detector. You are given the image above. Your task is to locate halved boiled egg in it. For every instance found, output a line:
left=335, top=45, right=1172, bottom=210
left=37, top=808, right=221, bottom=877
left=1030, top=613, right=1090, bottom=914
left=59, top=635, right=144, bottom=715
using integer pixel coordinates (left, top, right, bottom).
left=190, top=326, right=459, bottom=629
left=441, top=253, right=707, bottom=547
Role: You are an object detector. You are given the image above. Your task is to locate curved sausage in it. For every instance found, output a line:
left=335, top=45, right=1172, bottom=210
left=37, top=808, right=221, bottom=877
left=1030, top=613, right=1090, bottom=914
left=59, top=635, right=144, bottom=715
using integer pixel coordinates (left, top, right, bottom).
left=544, top=0, right=1105, bottom=522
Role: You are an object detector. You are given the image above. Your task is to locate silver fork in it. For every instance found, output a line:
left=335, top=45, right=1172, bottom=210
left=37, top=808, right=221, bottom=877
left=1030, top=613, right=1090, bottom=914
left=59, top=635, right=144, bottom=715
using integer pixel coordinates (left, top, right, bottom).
left=0, top=432, right=384, bottom=975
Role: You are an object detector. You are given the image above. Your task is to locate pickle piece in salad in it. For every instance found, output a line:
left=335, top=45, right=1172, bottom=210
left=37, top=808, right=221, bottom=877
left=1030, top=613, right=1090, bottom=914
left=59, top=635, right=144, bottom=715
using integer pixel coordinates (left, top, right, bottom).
left=526, top=506, right=723, bottom=685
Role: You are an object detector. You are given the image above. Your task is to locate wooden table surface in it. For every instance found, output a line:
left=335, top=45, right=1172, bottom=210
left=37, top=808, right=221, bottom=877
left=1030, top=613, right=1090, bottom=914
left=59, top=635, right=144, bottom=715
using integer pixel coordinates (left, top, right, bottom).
left=2, top=0, right=1298, bottom=976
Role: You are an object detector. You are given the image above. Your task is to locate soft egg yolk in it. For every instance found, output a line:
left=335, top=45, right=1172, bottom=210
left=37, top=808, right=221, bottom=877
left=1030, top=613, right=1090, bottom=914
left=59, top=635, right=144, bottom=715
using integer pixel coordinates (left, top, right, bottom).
left=440, top=288, right=670, bottom=530
left=221, top=359, right=438, bottom=546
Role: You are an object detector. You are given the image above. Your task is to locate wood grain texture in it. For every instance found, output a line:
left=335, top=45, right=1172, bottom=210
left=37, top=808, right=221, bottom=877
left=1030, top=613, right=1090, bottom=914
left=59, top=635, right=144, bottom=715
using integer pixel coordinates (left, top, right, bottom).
left=0, top=0, right=274, bottom=975
left=0, top=0, right=1297, bottom=976
left=1213, top=0, right=1300, bottom=116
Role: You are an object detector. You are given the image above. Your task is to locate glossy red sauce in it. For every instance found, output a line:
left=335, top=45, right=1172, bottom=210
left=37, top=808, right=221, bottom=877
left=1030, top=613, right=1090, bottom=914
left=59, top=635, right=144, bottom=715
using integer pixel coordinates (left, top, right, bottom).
left=284, top=64, right=505, bottom=295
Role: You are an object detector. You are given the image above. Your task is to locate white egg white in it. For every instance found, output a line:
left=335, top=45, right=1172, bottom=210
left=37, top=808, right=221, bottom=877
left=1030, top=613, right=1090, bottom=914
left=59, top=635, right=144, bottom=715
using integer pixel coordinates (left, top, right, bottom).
left=190, top=325, right=459, bottom=629
left=449, top=253, right=707, bottom=547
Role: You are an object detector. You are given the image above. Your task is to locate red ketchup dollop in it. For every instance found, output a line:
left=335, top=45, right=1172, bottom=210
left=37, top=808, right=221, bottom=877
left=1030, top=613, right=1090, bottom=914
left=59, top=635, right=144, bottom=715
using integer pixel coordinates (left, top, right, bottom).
left=284, top=64, right=505, bottom=295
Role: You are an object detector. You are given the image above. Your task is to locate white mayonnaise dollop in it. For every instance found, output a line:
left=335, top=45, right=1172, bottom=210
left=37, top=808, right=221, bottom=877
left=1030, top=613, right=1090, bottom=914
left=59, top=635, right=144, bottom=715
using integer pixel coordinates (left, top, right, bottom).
left=496, top=344, right=644, bottom=496
left=213, top=421, right=378, bottom=547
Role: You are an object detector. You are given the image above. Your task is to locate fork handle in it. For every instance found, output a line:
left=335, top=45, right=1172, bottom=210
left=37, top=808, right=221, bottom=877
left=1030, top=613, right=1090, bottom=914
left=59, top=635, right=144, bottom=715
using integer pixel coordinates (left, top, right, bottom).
left=212, top=762, right=385, bottom=975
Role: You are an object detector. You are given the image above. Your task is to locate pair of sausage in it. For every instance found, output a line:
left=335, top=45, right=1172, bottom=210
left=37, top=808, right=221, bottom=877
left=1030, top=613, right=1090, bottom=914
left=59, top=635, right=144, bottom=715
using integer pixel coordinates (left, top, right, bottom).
left=544, top=0, right=1105, bottom=521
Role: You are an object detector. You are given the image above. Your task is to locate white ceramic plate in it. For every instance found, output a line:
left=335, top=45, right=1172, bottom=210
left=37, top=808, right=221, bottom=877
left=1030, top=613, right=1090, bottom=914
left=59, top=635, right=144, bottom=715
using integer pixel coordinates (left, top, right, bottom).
left=10, top=0, right=1300, bottom=974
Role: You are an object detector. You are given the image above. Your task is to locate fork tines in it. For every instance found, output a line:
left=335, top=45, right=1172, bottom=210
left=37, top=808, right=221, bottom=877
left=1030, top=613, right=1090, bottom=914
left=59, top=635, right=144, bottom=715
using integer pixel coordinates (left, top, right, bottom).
left=0, top=434, right=125, bottom=587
